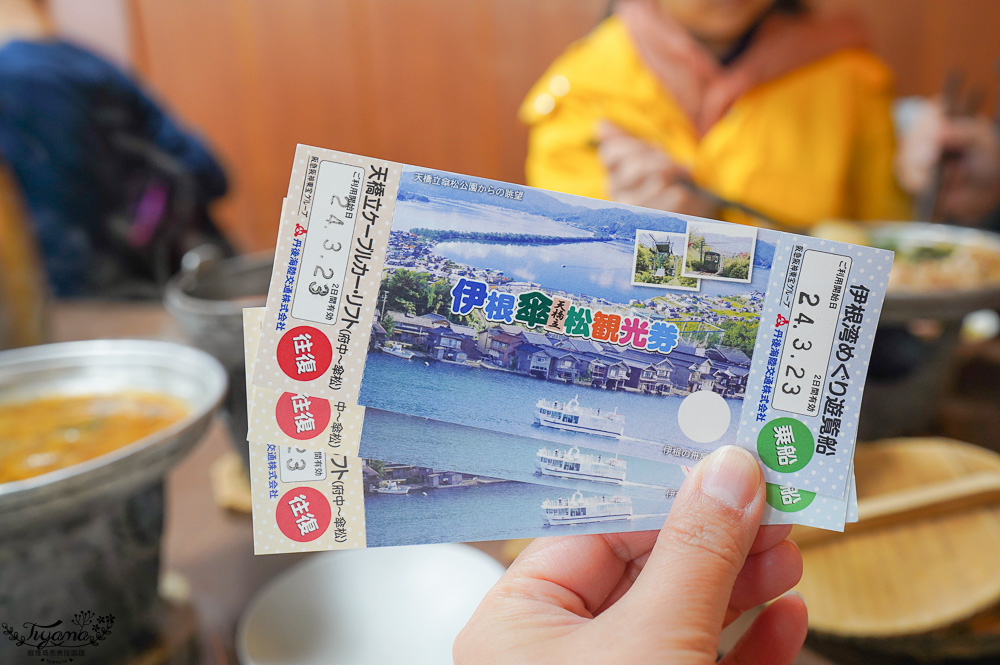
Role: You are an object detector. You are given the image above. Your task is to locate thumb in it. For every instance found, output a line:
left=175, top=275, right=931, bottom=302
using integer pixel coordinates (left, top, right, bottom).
left=613, top=446, right=765, bottom=659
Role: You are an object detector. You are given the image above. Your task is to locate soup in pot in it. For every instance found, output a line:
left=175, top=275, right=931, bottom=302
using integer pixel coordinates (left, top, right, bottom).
left=0, top=392, right=187, bottom=484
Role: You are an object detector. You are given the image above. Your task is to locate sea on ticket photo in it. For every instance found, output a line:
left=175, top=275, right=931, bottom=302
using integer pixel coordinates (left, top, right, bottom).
left=358, top=407, right=690, bottom=497
left=360, top=458, right=672, bottom=547
left=358, top=166, right=778, bottom=458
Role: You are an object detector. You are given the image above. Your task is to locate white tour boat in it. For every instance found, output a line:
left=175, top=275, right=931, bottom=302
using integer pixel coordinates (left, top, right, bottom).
left=375, top=480, right=410, bottom=495
left=535, top=446, right=627, bottom=484
left=541, top=491, right=633, bottom=526
left=381, top=342, right=415, bottom=359
left=534, top=396, right=625, bottom=438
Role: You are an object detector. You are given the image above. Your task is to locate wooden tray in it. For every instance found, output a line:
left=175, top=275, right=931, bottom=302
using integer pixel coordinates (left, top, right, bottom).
left=792, top=438, right=1000, bottom=658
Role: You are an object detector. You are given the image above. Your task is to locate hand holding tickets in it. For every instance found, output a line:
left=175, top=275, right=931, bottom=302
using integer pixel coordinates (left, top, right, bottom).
left=456, top=446, right=807, bottom=665
left=244, top=145, right=891, bottom=552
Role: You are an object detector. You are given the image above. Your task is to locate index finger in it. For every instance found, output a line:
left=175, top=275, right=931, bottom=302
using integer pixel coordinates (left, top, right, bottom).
left=497, top=531, right=659, bottom=617
left=751, top=525, right=792, bottom=555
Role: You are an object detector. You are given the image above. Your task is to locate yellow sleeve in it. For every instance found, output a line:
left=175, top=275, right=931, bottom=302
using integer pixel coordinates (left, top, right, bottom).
left=519, top=18, right=637, bottom=200
left=845, top=57, right=912, bottom=221
left=522, top=90, right=608, bottom=200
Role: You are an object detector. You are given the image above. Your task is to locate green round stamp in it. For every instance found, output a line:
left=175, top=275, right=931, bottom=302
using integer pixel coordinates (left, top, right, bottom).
left=756, top=417, right=813, bottom=473
left=765, top=483, right=816, bottom=512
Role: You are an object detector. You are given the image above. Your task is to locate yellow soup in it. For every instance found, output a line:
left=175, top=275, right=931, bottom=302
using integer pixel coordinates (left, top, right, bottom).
left=0, top=392, right=188, bottom=484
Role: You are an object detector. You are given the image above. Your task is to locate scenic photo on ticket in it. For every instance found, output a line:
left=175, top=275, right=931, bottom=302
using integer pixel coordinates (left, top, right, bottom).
left=356, top=200, right=768, bottom=464
left=251, top=146, right=891, bottom=499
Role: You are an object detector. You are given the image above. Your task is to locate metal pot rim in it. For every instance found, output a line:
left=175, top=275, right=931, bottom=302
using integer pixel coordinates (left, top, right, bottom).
left=0, top=339, right=227, bottom=501
left=874, top=222, right=1000, bottom=321
left=163, top=251, right=273, bottom=318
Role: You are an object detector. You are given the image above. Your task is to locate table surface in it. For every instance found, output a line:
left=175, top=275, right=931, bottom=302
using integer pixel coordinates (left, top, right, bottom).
left=51, top=300, right=1000, bottom=665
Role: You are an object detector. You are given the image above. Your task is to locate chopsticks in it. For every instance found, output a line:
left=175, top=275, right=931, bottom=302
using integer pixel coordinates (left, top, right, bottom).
left=914, top=70, right=986, bottom=222
left=676, top=176, right=799, bottom=233
left=591, top=121, right=799, bottom=232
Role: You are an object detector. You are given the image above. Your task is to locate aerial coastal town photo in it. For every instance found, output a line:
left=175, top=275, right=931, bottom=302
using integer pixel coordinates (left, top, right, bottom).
left=372, top=227, right=761, bottom=399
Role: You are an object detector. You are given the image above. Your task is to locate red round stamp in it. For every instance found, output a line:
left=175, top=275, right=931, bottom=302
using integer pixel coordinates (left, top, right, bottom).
left=275, top=392, right=332, bottom=440
left=276, top=486, right=331, bottom=542
left=276, top=326, right=333, bottom=381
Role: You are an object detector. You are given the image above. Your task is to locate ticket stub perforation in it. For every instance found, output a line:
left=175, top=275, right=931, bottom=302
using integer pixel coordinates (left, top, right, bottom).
left=771, top=250, right=851, bottom=416
left=254, top=152, right=399, bottom=401
left=742, top=238, right=891, bottom=496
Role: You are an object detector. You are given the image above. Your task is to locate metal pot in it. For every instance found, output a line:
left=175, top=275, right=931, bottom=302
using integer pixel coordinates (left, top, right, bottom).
left=0, top=340, right=226, bottom=665
left=861, top=223, right=1000, bottom=439
left=876, top=223, right=1000, bottom=324
left=164, top=248, right=272, bottom=468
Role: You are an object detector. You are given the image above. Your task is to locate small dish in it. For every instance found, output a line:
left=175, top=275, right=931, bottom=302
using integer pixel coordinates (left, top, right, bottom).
left=237, top=543, right=505, bottom=665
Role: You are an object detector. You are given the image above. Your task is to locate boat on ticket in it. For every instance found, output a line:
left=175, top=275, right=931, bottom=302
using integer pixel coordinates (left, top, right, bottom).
left=375, top=480, right=411, bottom=495
left=534, top=396, right=625, bottom=438
left=541, top=491, right=633, bottom=526
left=535, top=446, right=627, bottom=484
left=381, top=341, right=415, bottom=359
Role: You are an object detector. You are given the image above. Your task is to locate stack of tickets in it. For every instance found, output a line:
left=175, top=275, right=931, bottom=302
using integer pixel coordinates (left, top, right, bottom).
left=244, top=146, right=889, bottom=554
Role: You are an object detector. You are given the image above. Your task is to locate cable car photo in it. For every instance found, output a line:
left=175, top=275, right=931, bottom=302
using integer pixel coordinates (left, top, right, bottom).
left=702, top=251, right=721, bottom=273
left=646, top=233, right=676, bottom=278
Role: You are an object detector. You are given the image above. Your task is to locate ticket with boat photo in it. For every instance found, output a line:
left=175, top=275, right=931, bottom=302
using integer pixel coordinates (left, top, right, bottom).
left=244, top=296, right=850, bottom=554
left=251, top=146, right=891, bottom=499
left=246, top=308, right=856, bottom=520
left=245, top=311, right=853, bottom=553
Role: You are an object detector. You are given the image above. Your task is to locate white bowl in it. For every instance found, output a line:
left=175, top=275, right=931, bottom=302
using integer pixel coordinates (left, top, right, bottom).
left=237, top=544, right=506, bottom=665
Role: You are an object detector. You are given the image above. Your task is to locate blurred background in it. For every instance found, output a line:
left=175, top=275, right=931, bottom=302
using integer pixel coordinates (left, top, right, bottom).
left=3, top=1, right=1000, bottom=664
left=51, top=0, right=1000, bottom=252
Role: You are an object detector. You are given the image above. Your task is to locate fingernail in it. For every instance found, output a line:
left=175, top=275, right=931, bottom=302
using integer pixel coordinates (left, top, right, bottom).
left=784, top=590, right=807, bottom=607
left=699, top=446, right=761, bottom=509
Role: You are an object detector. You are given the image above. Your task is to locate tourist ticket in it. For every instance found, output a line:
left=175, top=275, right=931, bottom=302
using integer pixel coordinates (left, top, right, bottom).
left=251, top=146, right=890, bottom=499
left=245, top=310, right=853, bottom=553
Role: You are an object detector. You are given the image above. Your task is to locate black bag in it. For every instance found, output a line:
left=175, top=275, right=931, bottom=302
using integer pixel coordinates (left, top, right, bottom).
left=87, top=100, right=234, bottom=299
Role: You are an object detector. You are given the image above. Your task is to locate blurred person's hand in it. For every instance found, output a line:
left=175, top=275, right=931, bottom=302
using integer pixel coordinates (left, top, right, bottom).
left=454, top=446, right=808, bottom=664
left=896, top=100, right=1000, bottom=222
left=598, top=121, right=719, bottom=217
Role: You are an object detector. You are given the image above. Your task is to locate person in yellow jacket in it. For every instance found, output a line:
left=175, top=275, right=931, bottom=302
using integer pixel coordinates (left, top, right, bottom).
left=520, top=0, right=911, bottom=230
